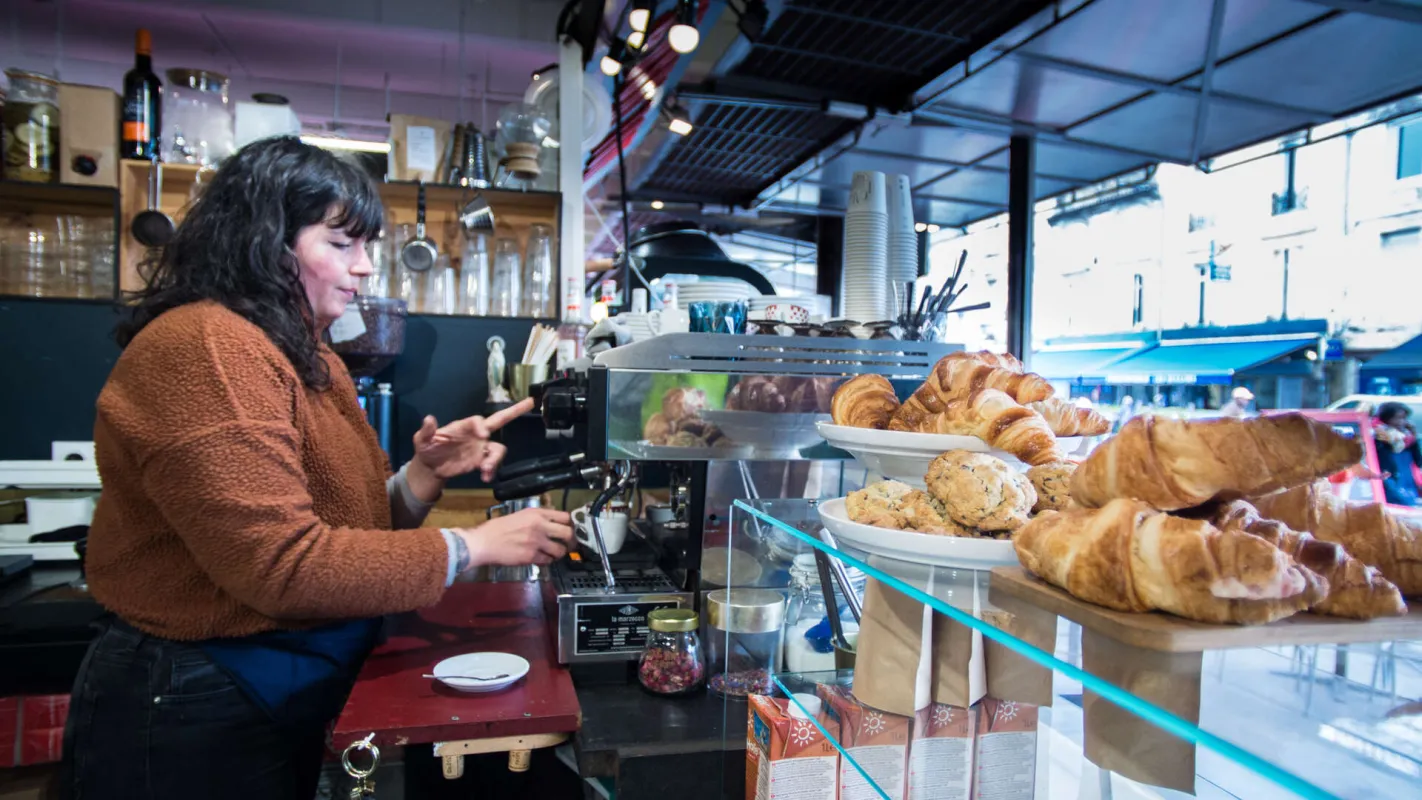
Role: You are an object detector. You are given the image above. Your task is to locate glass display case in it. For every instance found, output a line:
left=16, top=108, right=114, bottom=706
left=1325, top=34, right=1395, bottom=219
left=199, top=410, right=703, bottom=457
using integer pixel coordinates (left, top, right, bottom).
left=717, top=498, right=1422, bottom=800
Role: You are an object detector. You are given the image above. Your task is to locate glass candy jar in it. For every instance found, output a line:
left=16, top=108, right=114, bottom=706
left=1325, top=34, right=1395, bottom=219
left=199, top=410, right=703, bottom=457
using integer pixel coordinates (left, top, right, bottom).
left=638, top=609, right=705, bottom=696
left=705, top=589, right=785, bottom=697
left=3, top=70, right=61, bottom=183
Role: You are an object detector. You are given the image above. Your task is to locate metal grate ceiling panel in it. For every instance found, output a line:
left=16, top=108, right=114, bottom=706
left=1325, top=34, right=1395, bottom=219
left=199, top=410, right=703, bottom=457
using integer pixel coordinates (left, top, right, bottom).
left=639, top=0, right=1054, bottom=206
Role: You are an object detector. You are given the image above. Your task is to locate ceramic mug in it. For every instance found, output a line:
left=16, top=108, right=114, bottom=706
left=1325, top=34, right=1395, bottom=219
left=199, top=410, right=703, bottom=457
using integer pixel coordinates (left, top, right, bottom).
left=571, top=505, right=629, bottom=554
left=648, top=308, right=690, bottom=335
left=764, top=304, right=809, bottom=324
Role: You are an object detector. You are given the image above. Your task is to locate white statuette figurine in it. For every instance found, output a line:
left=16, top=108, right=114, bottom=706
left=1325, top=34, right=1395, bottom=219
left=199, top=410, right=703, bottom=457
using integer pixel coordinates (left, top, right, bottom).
left=486, top=336, right=513, bottom=403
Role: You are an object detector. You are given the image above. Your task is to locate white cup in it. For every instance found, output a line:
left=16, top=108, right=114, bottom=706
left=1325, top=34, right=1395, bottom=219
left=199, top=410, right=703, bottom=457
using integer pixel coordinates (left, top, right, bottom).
left=631, top=287, right=649, bottom=315
left=571, top=506, right=629, bottom=554
left=648, top=308, right=690, bottom=335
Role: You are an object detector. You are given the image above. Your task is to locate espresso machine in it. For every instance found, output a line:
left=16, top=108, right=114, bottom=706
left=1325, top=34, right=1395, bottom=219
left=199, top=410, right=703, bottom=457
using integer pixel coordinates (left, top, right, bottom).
left=491, top=333, right=959, bottom=665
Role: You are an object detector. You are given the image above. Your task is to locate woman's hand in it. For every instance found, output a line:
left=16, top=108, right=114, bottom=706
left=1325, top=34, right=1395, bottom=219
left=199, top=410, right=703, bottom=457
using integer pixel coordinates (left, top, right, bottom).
left=413, top=397, right=535, bottom=483
left=452, top=508, right=574, bottom=570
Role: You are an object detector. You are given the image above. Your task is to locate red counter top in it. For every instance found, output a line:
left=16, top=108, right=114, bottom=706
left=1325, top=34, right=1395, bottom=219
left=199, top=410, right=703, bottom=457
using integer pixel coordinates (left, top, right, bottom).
left=333, top=581, right=580, bottom=748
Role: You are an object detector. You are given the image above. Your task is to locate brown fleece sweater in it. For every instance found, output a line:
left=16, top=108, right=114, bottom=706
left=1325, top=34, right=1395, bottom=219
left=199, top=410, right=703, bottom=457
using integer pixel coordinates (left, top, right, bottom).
left=87, top=301, right=448, bottom=641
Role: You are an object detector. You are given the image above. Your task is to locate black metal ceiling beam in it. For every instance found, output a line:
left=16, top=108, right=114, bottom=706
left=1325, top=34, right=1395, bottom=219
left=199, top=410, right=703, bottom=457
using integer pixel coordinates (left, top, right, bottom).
left=782, top=3, right=969, bottom=43
left=851, top=146, right=1082, bottom=184
left=913, top=105, right=1183, bottom=164
left=799, top=177, right=1007, bottom=209
left=1296, top=0, right=1422, bottom=24
left=1003, top=51, right=1332, bottom=118
left=1189, top=0, right=1228, bottom=163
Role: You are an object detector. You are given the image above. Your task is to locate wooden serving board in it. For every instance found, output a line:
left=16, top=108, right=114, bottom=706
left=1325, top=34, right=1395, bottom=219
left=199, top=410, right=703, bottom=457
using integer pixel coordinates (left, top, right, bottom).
left=990, top=566, right=1422, bottom=653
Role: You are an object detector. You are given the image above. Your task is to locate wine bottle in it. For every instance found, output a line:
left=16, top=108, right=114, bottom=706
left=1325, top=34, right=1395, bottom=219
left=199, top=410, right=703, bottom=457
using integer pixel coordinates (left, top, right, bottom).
left=121, top=29, right=162, bottom=159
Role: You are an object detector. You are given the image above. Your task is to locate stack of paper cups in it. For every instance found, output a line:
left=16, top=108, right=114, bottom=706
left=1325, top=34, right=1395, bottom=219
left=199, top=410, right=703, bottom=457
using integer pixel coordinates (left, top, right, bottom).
left=886, top=173, right=918, bottom=319
left=843, top=170, right=889, bottom=322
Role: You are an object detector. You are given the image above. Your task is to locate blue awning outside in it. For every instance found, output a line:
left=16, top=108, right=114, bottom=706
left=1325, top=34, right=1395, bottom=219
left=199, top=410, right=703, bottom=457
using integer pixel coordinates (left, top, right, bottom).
left=1102, top=337, right=1320, bottom=385
left=1030, top=347, right=1142, bottom=383
left=1362, top=334, right=1422, bottom=372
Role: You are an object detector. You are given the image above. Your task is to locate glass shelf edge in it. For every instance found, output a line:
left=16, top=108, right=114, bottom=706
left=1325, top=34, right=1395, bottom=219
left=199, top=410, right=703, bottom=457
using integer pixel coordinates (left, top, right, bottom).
left=730, top=499, right=1340, bottom=800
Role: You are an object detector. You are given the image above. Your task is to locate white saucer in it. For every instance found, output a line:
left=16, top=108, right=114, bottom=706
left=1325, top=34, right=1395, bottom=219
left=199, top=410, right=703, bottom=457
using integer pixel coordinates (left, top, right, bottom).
left=431, top=652, right=530, bottom=693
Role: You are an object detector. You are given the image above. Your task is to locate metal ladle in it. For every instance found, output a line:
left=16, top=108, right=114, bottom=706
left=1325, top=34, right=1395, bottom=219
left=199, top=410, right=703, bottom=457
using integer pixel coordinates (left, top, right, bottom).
left=399, top=181, right=438, bottom=272
left=132, top=156, right=175, bottom=247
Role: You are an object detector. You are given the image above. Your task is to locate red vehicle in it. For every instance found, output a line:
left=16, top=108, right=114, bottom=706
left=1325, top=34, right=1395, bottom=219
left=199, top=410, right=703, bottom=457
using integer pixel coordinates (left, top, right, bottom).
left=1268, top=410, right=1422, bottom=516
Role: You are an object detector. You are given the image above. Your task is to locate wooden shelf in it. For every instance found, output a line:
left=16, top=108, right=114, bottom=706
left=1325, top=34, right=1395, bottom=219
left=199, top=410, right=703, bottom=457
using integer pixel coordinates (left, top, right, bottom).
left=0, top=180, right=117, bottom=217
left=118, top=160, right=561, bottom=297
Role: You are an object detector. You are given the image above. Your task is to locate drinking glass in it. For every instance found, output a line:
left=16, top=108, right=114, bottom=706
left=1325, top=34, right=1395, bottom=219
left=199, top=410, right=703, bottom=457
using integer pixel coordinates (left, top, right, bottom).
left=522, top=223, right=555, bottom=318
left=459, top=233, right=490, bottom=316
left=362, top=235, right=394, bottom=299
left=424, top=254, right=456, bottom=314
left=490, top=237, right=522, bottom=317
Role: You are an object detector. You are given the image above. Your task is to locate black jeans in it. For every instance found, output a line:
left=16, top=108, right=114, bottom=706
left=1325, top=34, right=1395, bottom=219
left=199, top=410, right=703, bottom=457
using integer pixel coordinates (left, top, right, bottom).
left=61, top=619, right=336, bottom=800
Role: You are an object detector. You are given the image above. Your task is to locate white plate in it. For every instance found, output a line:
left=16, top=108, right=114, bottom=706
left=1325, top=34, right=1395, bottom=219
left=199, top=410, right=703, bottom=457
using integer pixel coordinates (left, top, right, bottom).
left=818, top=422, right=1082, bottom=487
left=818, top=498, right=1017, bottom=569
left=431, top=652, right=530, bottom=693
left=701, top=409, right=830, bottom=454
left=613, top=440, right=757, bottom=460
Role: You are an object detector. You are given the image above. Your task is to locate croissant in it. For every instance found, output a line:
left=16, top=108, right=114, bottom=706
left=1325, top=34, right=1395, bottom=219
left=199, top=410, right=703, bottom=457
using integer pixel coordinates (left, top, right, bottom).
left=954, top=350, right=1024, bottom=373
left=1026, top=398, right=1111, bottom=437
left=1070, top=413, right=1363, bottom=511
left=1197, top=500, right=1406, bottom=619
left=891, top=355, right=1054, bottom=429
left=1252, top=481, right=1422, bottom=596
left=831, top=374, right=900, bottom=429
left=922, top=389, right=1063, bottom=466
left=1014, top=499, right=1323, bottom=625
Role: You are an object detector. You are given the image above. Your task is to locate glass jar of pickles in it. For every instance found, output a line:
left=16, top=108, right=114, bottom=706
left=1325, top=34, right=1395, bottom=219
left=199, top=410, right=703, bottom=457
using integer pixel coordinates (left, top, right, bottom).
left=3, top=70, right=61, bottom=184
left=638, top=609, right=705, bottom=696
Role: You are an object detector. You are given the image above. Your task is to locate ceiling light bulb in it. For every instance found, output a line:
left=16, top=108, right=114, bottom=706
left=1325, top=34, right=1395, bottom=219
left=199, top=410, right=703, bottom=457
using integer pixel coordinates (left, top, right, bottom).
left=641, top=79, right=658, bottom=100
left=651, top=200, right=665, bottom=210
left=668, top=116, right=693, bottom=136
left=668, top=23, right=699, bottom=54
left=600, top=55, right=622, bottom=77
left=630, top=1, right=655, bottom=32
left=926, top=224, right=941, bottom=233
left=627, top=30, right=645, bottom=50
left=914, top=222, right=928, bottom=233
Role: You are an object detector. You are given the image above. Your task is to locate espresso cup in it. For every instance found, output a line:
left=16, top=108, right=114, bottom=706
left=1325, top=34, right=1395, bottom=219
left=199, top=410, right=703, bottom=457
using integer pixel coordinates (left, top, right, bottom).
left=571, top=505, right=629, bottom=555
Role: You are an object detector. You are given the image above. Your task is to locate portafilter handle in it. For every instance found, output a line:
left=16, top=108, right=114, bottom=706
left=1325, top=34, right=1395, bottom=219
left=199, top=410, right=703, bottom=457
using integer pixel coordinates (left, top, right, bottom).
left=491, top=463, right=601, bottom=502
left=495, top=452, right=585, bottom=483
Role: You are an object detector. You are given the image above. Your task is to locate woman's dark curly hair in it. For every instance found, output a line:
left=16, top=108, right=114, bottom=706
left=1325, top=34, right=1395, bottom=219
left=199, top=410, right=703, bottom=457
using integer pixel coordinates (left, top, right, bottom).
left=118, top=137, right=384, bottom=389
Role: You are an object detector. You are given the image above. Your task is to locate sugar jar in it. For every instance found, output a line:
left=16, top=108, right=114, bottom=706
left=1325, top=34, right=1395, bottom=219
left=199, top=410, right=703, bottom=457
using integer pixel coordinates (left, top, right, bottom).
left=638, top=608, right=704, bottom=696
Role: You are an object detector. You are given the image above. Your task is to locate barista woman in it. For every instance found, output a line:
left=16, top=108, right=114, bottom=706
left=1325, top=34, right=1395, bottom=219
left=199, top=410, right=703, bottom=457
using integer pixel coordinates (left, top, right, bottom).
left=61, top=137, right=573, bottom=799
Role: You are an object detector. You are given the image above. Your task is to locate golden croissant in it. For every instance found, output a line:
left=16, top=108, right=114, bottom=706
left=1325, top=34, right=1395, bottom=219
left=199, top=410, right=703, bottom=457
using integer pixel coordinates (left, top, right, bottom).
left=1252, top=481, right=1422, bottom=597
left=1025, top=398, right=1110, bottom=437
left=830, top=374, right=900, bottom=429
left=1015, top=499, right=1323, bottom=625
left=897, top=389, right=1062, bottom=466
left=1197, top=500, right=1405, bottom=619
left=890, top=354, right=1054, bottom=430
left=1070, top=413, right=1363, bottom=511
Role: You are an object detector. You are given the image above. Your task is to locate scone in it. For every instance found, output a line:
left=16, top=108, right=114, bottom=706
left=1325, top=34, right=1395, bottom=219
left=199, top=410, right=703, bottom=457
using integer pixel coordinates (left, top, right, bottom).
left=1026, top=461, right=1077, bottom=513
left=925, top=451, right=1037, bottom=532
left=846, top=480, right=915, bottom=529
left=898, top=490, right=969, bottom=536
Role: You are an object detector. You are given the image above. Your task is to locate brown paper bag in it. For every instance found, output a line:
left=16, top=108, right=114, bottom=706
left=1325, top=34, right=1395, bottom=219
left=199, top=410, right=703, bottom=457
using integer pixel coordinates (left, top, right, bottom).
left=1081, top=629, right=1202, bottom=794
left=982, top=589, right=1058, bottom=706
left=388, top=114, right=453, bottom=182
left=851, top=578, right=930, bottom=717
left=929, top=612, right=985, bottom=708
